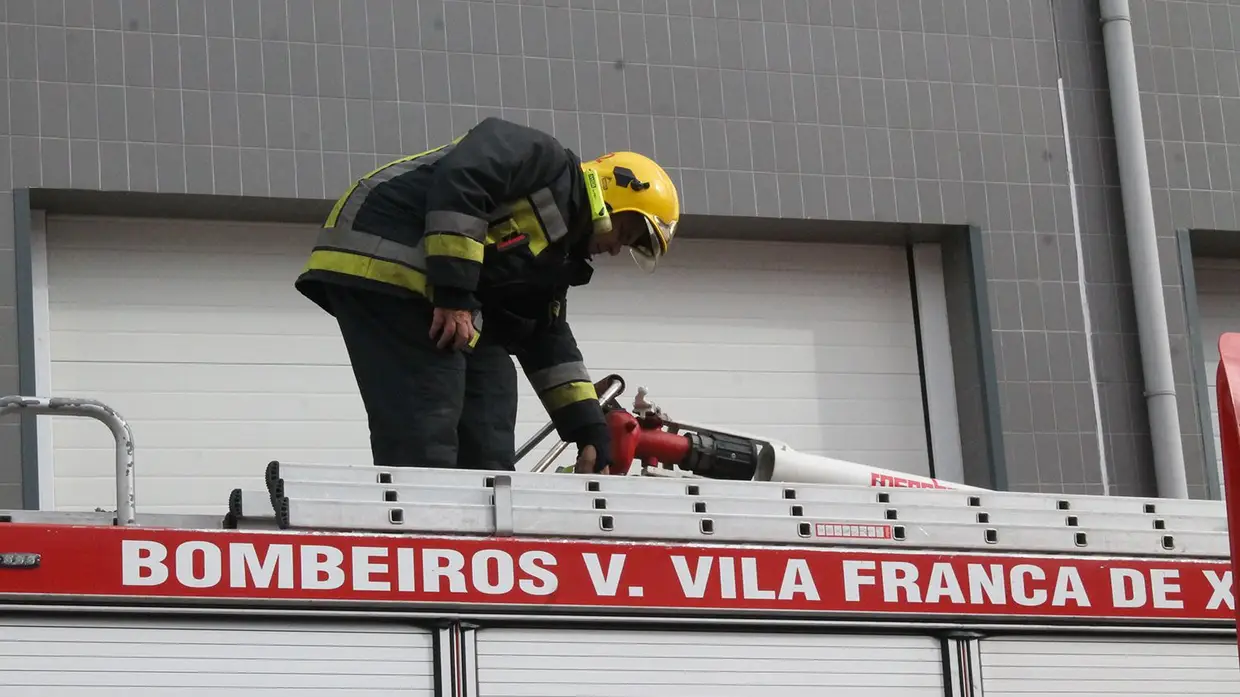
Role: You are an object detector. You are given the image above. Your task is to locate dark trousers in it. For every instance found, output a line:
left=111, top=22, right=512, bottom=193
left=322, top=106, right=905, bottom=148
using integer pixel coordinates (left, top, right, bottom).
left=321, top=284, right=518, bottom=470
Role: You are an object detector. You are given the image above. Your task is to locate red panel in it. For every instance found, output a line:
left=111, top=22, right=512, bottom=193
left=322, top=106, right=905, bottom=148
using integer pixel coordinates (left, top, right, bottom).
left=0, top=523, right=1232, bottom=625
left=1215, top=332, right=1240, bottom=658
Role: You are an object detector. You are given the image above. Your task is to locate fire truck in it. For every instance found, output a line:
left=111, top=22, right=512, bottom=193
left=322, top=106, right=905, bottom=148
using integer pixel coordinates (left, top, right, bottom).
left=5, top=337, right=1240, bottom=696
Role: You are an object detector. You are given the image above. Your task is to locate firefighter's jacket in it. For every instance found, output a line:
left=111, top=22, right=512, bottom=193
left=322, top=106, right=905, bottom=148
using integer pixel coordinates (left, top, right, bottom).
left=295, top=117, right=606, bottom=444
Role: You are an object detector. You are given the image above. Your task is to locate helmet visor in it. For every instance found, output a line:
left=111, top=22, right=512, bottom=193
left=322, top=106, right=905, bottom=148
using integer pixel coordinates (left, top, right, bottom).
left=629, top=216, right=674, bottom=273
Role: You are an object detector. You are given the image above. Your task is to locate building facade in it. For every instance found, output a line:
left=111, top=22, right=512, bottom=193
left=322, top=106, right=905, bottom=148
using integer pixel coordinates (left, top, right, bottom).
left=1, top=0, right=1238, bottom=514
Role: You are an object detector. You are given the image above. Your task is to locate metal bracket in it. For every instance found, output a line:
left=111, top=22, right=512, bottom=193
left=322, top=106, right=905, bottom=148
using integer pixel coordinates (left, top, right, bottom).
left=492, top=474, right=514, bottom=536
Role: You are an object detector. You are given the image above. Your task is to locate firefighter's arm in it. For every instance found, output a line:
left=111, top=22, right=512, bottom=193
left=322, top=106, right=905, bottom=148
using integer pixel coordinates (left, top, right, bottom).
left=423, top=117, right=572, bottom=310
left=511, top=298, right=611, bottom=472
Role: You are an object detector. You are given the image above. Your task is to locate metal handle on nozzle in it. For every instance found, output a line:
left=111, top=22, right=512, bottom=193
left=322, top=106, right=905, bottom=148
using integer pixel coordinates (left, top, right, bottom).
left=519, top=374, right=625, bottom=473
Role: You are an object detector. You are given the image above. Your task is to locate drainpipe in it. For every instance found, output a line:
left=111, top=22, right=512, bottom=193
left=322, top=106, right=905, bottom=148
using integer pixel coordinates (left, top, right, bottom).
left=1098, top=0, right=1189, bottom=499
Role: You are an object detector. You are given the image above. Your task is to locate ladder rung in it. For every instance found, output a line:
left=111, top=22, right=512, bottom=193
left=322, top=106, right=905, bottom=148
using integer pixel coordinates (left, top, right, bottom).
left=267, top=461, right=506, bottom=488
left=278, top=497, right=493, bottom=533
left=272, top=480, right=495, bottom=507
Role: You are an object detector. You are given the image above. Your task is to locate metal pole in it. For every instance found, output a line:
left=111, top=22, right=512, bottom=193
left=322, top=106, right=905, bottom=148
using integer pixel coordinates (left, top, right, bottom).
left=0, top=396, right=137, bottom=525
left=1098, top=0, right=1189, bottom=499
left=530, top=376, right=626, bottom=473
left=531, top=441, right=574, bottom=473
left=514, top=421, right=557, bottom=463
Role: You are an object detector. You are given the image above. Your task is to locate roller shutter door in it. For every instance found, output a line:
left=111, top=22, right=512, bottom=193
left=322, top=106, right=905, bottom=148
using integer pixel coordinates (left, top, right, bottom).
left=474, top=627, right=945, bottom=696
left=1194, top=256, right=1240, bottom=491
left=978, top=636, right=1240, bottom=696
left=0, top=616, right=436, bottom=696
left=42, top=215, right=929, bottom=514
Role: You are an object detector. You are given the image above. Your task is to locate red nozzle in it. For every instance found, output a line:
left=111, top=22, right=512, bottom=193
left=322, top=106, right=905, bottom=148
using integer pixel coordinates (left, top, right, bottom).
left=606, top=410, right=641, bottom=476
left=607, top=409, right=691, bottom=475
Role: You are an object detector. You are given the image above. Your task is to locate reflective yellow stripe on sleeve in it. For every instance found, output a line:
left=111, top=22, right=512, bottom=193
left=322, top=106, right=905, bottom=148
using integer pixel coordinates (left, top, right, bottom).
left=541, top=381, right=598, bottom=412
left=425, top=233, right=485, bottom=263
left=528, top=361, right=591, bottom=392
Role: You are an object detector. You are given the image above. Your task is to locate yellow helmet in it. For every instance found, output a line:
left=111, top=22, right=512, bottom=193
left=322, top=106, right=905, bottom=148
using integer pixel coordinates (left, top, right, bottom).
left=581, top=151, right=680, bottom=272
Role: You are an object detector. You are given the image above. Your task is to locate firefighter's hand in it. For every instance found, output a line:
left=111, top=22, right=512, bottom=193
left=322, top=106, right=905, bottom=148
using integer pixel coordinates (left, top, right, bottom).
left=429, top=308, right=474, bottom=351
left=574, top=444, right=608, bottom=474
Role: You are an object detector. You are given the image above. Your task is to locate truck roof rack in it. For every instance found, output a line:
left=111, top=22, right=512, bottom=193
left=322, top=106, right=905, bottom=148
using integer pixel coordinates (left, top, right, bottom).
left=209, top=459, right=1227, bottom=559
left=0, top=390, right=1231, bottom=561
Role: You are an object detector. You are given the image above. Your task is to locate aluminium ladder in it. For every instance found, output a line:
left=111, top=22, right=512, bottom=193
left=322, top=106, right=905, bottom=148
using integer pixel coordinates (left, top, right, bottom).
left=221, top=458, right=1231, bottom=560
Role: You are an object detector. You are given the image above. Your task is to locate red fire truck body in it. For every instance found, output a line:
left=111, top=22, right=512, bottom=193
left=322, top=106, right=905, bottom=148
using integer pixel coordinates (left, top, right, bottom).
left=4, top=341, right=1240, bottom=696
left=1, top=512, right=1236, bottom=696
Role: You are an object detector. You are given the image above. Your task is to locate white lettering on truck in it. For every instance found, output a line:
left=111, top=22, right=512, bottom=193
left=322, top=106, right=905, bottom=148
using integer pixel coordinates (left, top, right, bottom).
left=122, top=539, right=559, bottom=595
left=232, top=543, right=294, bottom=589
left=842, top=560, right=1092, bottom=607
left=1110, top=567, right=1186, bottom=609
left=668, top=555, right=821, bottom=601
left=1205, top=570, right=1234, bottom=610
left=118, top=539, right=1233, bottom=613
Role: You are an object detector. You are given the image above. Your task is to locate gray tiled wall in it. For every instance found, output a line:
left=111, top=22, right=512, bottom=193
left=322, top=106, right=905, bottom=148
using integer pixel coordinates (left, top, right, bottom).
left=0, top=0, right=1236, bottom=504
left=1130, top=0, right=1240, bottom=501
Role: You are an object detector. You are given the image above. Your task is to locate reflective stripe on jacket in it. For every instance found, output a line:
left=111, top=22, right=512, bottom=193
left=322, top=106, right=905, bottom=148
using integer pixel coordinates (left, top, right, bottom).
left=294, top=117, right=606, bottom=441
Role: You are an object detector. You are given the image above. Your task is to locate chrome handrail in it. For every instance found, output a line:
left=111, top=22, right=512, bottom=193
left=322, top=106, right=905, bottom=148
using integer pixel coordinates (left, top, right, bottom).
left=0, top=396, right=136, bottom=525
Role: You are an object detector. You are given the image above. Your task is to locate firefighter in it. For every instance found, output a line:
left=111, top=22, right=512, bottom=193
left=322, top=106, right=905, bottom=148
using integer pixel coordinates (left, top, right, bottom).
left=294, top=117, right=681, bottom=475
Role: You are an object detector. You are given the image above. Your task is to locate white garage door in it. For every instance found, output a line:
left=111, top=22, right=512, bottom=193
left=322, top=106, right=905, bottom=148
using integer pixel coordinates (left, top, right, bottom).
left=978, top=636, right=1240, bottom=696
left=0, top=615, right=436, bottom=696
left=474, top=627, right=945, bottom=696
left=1192, top=257, right=1240, bottom=493
left=40, top=214, right=929, bottom=515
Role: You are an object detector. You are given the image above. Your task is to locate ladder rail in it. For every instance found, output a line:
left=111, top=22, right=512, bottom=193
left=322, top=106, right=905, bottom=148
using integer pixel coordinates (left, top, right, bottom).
left=0, top=395, right=136, bottom=526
